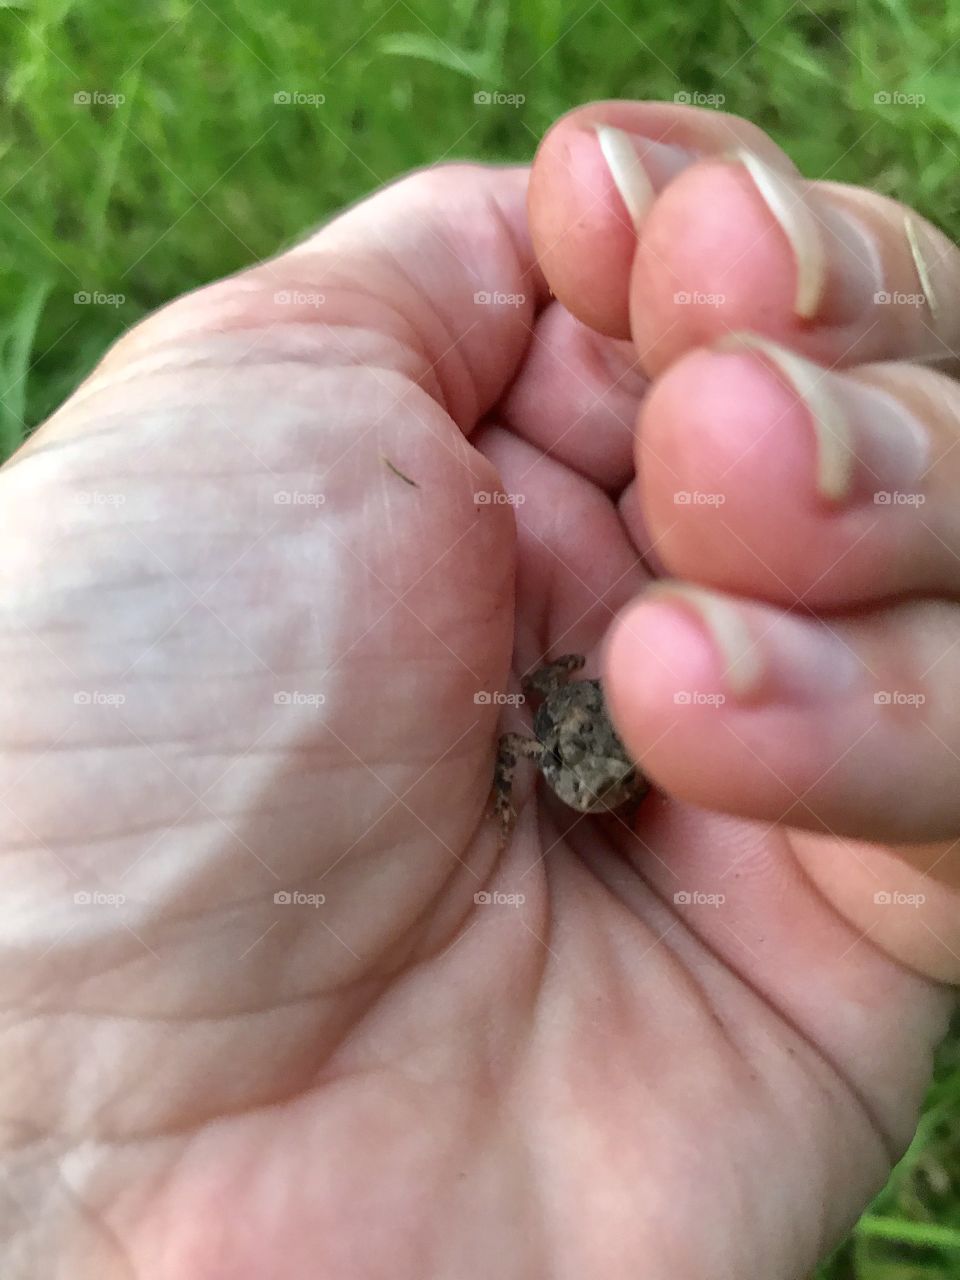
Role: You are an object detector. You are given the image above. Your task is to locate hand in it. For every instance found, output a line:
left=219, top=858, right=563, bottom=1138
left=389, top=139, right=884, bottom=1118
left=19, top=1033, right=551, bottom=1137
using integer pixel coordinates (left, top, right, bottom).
left=0, top=101, right=956, bottom=1279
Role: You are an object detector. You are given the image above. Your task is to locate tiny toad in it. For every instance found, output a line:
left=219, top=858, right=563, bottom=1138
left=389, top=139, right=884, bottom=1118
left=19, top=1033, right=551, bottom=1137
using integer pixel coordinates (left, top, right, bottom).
left=493, top=654, right=649, bottom=843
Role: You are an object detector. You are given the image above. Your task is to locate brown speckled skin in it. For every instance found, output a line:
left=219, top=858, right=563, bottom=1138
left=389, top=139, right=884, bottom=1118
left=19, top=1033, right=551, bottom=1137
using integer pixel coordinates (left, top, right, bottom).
left=493, top=655, right=649, bottom=842
left=533, top=676, right=647, bottom=813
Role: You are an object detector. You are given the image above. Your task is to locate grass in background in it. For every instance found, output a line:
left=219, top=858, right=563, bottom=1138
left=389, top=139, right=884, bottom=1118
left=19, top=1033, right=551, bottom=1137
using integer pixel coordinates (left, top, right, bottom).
left=1, top=1, right=959, bottom=1274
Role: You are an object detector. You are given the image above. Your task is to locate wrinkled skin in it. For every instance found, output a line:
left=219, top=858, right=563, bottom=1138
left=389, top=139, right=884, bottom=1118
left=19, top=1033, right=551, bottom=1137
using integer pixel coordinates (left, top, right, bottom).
left=1, top=100, right=959, bottom=1280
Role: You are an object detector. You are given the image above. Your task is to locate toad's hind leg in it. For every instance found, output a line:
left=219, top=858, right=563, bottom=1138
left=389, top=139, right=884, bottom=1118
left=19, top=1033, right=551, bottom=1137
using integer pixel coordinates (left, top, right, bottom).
left=521, top=654, right=585, bottom=697
left=492, top=732, right=543, bottom=846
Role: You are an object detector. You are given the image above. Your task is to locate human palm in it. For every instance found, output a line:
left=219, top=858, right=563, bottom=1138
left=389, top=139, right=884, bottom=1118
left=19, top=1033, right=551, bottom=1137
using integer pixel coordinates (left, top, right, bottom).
left=2, top=104, right=958, bottom=1279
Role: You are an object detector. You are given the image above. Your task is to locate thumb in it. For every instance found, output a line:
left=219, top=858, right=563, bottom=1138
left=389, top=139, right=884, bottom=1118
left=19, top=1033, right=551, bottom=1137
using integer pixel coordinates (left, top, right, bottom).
left=44, top=162, right=546, bottom=443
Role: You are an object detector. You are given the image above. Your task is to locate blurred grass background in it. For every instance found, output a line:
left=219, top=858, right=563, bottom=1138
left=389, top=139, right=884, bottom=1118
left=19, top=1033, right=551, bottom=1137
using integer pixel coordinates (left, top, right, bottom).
left=1, top=0, right=959, bottom=1273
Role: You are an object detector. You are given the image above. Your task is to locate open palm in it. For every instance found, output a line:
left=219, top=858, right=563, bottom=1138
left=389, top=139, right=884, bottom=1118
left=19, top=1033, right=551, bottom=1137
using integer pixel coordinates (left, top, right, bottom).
left=2, top=111, right=956, bottom=1280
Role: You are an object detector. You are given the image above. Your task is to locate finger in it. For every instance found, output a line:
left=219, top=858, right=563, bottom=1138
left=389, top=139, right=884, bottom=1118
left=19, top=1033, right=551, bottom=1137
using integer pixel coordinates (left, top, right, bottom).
left=475, top=424, right=649, bottom=674
left=630, top=155, right=960, bottom=377
left=527, top=101, right=796, bottom=338
left=497, top=299, right=647, bottom=492
left=636, top=336, right=960, bottom=607
left=605, top=585, right=960, bottom=853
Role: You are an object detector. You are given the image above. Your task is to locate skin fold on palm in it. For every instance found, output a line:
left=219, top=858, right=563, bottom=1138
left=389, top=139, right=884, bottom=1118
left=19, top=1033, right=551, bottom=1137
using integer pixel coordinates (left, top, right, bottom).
left=0, top=118, right=957, bottom=1279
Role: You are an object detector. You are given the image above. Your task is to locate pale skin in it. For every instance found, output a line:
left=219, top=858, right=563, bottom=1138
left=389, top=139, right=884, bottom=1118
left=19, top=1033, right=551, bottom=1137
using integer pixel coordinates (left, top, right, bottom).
left=2, top=100, right=960, bottom=1278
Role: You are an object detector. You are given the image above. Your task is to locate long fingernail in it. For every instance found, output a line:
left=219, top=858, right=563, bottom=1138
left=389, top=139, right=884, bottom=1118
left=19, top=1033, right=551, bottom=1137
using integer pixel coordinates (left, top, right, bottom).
left=904, top=214, right=941, bottom=321
left=734, top=150, right=827, bottom=319
left=646, top=585, right=863, bottom=704
left=734, top=150, right=884, bottom=324
left=595, top=124, right=693, bottom=230
left=716, top=332, right=929, bottom=504
left=646, top=583, right=763, bottom=697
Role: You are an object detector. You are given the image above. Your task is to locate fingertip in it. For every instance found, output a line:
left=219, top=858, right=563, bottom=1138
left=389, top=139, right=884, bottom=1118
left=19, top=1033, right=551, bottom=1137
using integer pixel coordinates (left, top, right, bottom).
left=529, top=121, right=638, bottom=337
left=632, top=159, right=799, bottom=375
left=605, top=592, right=723, bottom=759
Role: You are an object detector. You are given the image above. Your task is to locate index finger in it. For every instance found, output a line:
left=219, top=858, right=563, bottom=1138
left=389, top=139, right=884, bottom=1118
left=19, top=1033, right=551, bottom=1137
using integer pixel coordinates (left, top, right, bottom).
left=527, top=100, right=797, bottom=338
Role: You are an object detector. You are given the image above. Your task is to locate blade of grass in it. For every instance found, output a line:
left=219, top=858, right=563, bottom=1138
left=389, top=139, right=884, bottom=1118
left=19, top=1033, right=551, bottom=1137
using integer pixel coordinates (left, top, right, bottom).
left=0, top=278, right=51, bottom=455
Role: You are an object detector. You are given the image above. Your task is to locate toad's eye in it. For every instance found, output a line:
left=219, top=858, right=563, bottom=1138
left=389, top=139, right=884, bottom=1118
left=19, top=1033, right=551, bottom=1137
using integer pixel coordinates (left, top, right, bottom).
left=548, top=746, right=564, bottom=770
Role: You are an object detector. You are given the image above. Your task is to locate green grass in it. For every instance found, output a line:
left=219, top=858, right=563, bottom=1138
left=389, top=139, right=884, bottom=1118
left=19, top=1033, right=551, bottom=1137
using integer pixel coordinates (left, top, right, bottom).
left=2, top=2, right=959, bottom=1274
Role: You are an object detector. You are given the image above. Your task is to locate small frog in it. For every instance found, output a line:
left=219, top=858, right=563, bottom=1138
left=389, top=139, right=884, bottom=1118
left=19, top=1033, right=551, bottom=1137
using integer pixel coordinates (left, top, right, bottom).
left=492, top=654, right=649, bottom=844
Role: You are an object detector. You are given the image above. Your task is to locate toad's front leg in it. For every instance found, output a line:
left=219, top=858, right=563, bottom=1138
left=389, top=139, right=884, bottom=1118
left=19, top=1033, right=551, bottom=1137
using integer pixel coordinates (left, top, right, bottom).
left=492, top=732, right=544, bottom=847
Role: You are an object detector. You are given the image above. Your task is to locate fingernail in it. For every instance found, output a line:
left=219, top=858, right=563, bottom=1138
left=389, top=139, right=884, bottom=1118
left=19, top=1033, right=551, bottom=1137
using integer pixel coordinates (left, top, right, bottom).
left=715, top=332, right=928, bottom=504
left=646, top=583, right=763, bottom=697
left=646, top=585, right=863, bottom=705
left=734, top=150, right=885, bottom=323
left=594, top=124, right=693, bottom=229
left=904, top=214, right=941, bottom=320
left=734, top=150, right=827, bottom=319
